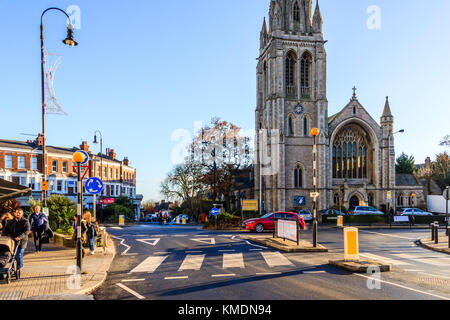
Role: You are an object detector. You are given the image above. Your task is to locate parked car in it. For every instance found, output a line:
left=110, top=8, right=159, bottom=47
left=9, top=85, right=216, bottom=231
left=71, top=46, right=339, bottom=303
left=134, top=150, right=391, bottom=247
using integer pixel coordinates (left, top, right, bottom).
left=348, top=206, right=384, bottom=215
left=398, top=208, right=432, bottom=216
left=297, top=210, right=312, bottom=223
left=171, top=214, right=190, bottom=224
left=242, top=212, right=306, bottom=233
left=321, top=209, right=345, bottom=215
left=144, top=214, right=154, bottom=222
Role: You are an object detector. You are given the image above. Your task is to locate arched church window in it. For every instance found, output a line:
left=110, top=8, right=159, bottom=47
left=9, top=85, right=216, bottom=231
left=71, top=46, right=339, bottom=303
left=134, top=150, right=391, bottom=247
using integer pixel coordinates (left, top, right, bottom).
left=333, top=125, right=370, bottom=180
left=288, top=116, right=294, bottom=136
left=300, top=52, right=312, bottom=97
left=397, top=194, right=404, bottom=207
left=263, top=61, right=268, bottom=100
left=293, top=2, right=300, bottom=23
left=303, top=117, right=308, bottom=136
left=294, top=164, right=303, bottom=188
left=285, top=51, right=297, bottom=98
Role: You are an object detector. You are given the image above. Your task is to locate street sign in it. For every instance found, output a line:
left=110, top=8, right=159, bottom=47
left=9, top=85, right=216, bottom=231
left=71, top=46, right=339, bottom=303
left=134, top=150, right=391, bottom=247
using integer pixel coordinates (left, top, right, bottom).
left=387, top=191, right=392, bottom=200
left=210, top=208, right=219, bottom=216
left=241, top=200, right=258, bottom=211
left=293, top=196, right=306, bottom=206
left=41, top=181, right=49, bottom=191
left=85, top=177, right=104, bottom=195
left=79, top=150, right=89, bottom=165
left=73, top=165, right=90, bottom=180
left=310, top=192, right=320, bottom=198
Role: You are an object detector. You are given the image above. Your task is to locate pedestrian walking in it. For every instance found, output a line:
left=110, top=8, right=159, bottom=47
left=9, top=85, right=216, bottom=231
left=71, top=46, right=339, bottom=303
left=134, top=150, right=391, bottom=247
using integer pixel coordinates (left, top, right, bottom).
left=85, top=212, right=98, bottom=255
left=29, top=205, right=48, bottom=254
left=158, top=212, right=162, bottom=225
left=1, top=208, right=31, bottom=272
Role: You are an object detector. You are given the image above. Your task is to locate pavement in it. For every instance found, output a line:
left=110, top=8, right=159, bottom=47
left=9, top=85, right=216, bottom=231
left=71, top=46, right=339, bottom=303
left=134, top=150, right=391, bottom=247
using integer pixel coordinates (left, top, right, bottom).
left=93, top=223, right=450, bottom=300
left=0, top=234, right=115, bottom=300
left=419, top=235, right=450, bottom=255
left=239, top=233, right=328, bottom=252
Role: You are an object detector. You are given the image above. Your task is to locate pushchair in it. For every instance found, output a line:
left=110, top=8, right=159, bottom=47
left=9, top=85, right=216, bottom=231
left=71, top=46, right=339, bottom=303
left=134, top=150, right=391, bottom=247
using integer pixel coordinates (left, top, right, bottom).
left=0, top=237, right=20, bottom=284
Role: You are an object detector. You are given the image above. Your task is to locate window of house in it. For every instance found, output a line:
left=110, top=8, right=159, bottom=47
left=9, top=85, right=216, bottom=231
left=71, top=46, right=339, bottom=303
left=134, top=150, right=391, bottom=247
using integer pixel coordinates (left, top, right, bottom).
left=56, top=180, right=63, bottom=192
left=18, top=156, right=25, bottom=169
left=294, top=164, right=303, bottom=188
left=103, top=167, right=107, bottom=179
left=52, top=160, right=58, bottom=172
left=62, top=162, right=68, bottom=173
left=5, top=155, right=12, bottom=169
left=30, top=178, right=36, bottom=190
left=109, top=168, right=112, bottom=179
left=32, top=157, right=38, bottom=170
left=19, top=176, right=27, bottom=186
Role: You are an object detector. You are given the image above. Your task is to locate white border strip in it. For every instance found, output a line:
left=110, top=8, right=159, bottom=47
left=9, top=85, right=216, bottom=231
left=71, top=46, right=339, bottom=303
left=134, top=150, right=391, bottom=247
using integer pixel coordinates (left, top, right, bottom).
left=116, top=283, right=145, bottom=300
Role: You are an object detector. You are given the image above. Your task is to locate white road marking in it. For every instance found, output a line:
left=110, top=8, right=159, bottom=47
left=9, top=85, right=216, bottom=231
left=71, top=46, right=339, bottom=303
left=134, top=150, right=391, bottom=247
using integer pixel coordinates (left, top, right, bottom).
left=136, top=238, right=161, bottom=246
left=245, top=241, right=267, bottom=249
left=360, top=253, right=411, bottom=266
left=223, top=253, right=245, bottom=269
left=359, top=230, right=416, bottom=240
left=110, top=235, right=134, bottom=256
left=392, top=253, right=450, bottom=267
left=191, top=238, right=216, bottom=245
left=153, top=252, right=170, bottom=255
left=116, top=283, right=145, bottom=300
left=173, top=235, right=187, bottom=237
left=110, top=227, right=123, bottom=230
left=212, top=274, right=236, bottom=278
left=130, top=256, right=168, bottom=273
left=303, top=271, right=326, bottom=274
left=121, top=279, right=145, bottom=282
left=219, top=250, right=236, bottom=253
left=249, top=249, right=263, bottom=251
left=354, top=274, right=450, bottom=300
left=178, top=254, right=205, bottom=271
left=165, top=276, right=189, bottom=280
left=261, top=252, right=293, bottom=267
left=404, top=270, right=425, bottom=272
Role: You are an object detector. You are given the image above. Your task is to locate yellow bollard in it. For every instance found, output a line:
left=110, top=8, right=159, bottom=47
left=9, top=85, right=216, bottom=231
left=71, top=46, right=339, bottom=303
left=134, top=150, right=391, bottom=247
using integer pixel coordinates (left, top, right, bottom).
left=344, top=227, right=359, bottom=262
left=337, top=216, right=344, bottom=227
left=118, top=215, right=125, bottom=226
left=182, top=218, right=186, bottom=224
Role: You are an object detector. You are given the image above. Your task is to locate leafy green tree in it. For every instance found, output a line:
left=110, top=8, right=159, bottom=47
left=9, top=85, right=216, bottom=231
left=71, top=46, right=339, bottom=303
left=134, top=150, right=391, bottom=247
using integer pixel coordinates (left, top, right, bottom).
left=396, top=153, right=416, bottom=174
left=431, top=152, right=450, bottom=191
left=114, top=196, right=133, bottom=209
left=102, top=203, right=133, bottom=222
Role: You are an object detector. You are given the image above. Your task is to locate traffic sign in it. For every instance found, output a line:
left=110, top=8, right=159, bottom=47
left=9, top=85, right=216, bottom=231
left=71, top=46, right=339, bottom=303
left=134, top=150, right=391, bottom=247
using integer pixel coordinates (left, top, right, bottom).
left=387, top=191, right=392, bottom=200
left=41, top=181, right=49, bottom=191
left=241, top=200, right=258, bottom=211
left=444, top=188, right=450, bottom=201
left=210, top=208, right=219, bottom=216
left=73, top=165, right=90, bottom=180
left=310, top=192, right=320, bottom=198
left=85, top=177, right=104, bottom=195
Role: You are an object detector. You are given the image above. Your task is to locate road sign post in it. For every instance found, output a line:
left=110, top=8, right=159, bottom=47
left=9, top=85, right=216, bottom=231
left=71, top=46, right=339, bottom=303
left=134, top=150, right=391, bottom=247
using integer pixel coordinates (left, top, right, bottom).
left=85, top=177, right=104, bottom=222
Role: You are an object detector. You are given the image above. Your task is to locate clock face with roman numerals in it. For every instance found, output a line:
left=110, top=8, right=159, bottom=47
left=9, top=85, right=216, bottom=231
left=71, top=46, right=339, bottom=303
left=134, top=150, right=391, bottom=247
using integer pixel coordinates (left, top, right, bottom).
left=294, top=104, right=304, bottom=115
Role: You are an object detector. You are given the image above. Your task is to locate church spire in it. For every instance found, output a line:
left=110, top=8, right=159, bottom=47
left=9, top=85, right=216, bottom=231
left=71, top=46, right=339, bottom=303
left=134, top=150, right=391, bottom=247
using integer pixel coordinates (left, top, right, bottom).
left=260, top=17, right=269, bottom=49
left=383, top=96, right=393, bottom=117
left=312, top=0, right=323, bottom=34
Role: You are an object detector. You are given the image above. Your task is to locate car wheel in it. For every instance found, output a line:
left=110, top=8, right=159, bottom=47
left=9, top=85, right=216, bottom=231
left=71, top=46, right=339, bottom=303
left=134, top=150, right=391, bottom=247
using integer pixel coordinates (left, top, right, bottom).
left=255, top=224, right=264, bottom=233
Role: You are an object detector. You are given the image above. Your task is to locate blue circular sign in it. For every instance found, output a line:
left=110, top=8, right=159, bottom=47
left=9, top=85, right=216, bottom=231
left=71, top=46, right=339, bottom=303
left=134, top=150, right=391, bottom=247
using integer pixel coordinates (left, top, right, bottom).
left=210, top=208, right=219, bottom=216
left=79, top=150, right=90, bottom=165
left=85, top=177, right=104, bottom=195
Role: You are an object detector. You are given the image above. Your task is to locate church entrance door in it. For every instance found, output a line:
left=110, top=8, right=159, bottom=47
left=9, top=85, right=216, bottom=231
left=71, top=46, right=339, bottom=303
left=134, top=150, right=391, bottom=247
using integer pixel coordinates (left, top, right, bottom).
left=349, top=195, right=360, bottom=209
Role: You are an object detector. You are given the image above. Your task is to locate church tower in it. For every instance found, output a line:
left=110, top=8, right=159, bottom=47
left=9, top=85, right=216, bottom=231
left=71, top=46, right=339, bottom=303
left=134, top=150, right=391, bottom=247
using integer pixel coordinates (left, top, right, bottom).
left=255, top=0, right=328, bottom=212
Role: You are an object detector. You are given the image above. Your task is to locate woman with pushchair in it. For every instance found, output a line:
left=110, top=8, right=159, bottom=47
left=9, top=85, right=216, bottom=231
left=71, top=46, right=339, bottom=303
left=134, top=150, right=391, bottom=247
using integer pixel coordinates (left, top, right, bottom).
left=1, top=208, right=31, bottom=274
left=29, top=205, right=49, bottom=254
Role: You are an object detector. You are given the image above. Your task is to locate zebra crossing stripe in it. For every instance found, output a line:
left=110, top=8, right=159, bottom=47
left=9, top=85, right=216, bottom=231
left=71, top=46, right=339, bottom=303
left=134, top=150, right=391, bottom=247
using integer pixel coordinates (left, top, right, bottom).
left=392, top=254, right=450, bottom=267
left=223, top=253, right=245, bottom=269
left=260, top=252, right=293, bottom=267
left=178, top=254, right=205, bottom=271
left=360, top=253, right=411, bottom=266
left=130, top=256, right=168, bottom=273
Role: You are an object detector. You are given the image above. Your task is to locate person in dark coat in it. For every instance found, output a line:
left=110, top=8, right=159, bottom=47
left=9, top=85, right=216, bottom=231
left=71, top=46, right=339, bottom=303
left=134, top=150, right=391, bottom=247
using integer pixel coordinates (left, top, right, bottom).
left=2, top=208, right=31, bottom=271
left=29, top=205, right=48, bottom=254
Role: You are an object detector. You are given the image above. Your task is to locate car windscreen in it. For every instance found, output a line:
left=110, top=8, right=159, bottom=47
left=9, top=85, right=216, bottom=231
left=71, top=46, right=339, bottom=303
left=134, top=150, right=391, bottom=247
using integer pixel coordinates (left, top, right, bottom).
left=261, top=213, right=273, bottom=219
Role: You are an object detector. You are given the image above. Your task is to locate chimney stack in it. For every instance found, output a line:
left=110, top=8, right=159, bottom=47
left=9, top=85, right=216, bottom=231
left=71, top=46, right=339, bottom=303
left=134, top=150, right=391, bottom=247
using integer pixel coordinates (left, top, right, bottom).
left=123, top=157, right=129, bottom=166
left=108, top=149, right=116, bottom=160
left=35, top=134, right=44, bottom=147
left=80, top=141, right=90, bottom=152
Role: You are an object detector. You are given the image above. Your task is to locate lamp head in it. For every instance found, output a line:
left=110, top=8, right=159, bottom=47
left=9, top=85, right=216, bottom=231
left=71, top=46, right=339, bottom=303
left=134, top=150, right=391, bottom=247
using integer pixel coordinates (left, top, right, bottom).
left=310, top=128, right=320, bottom=137
left=93, top=135, right=98, bottom=144
left=63, top=25, right=78, bottom=47
left=399, top=129, right=405, bottom=133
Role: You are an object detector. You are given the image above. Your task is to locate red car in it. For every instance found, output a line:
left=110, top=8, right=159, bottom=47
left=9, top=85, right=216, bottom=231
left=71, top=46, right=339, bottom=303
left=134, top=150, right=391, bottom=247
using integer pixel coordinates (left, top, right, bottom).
left=242, top=212, right=306, bottom=233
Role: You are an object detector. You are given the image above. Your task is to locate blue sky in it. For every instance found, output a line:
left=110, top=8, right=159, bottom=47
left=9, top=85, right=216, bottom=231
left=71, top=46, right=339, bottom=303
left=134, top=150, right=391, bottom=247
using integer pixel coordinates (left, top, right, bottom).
left=1, top=0, right=449, bottom=201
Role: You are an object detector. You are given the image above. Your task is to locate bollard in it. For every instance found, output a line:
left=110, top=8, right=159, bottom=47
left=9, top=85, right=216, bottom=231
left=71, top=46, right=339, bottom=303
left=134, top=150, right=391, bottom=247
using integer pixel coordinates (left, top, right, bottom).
left=344, top=227, right=359, bottom=262
left=431, top=223, right=435, bottom=241
left=435, top=222, right=439, bottom=245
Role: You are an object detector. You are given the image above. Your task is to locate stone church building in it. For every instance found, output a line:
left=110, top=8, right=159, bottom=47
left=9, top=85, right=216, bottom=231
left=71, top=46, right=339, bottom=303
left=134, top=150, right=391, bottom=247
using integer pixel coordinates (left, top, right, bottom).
left=254, top=0, right=424, bottom=213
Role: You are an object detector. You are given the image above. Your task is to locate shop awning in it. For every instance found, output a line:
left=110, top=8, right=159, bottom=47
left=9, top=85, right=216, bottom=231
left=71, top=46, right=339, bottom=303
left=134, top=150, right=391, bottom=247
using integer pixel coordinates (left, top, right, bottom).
left=0, top=179, right=32, bottom=201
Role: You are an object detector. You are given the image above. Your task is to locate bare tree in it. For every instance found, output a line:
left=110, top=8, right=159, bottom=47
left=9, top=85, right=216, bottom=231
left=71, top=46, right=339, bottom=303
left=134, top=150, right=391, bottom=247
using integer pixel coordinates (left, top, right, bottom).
left=440, top=135, right=450, bottom=147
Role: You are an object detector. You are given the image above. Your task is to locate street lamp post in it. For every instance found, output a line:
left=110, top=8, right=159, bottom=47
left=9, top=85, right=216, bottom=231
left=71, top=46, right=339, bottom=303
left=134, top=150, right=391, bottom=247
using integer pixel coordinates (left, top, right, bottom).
left=93, top=131, right=103, bottom=221
left=40, top=8, right=78, bottom=207
left=388, top=129, right=405, bottom=213
left=311, top=128, right=320, bottom=248
left=73, top=151, right=85, bottom=274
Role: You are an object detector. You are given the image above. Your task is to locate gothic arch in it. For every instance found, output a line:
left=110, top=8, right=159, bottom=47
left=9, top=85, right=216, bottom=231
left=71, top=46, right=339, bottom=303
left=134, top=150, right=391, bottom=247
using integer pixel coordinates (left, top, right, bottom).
left=329, top=118, right=380, bottom=185
left=285, top=50, right=298, bottom=99
left=348, top=191, right=366, bottom=207
left=300, top=51, right=312, bottom=97
left=287, top=113, right=295, bottom=136
left=301, top=113, right=312, bottom=136
left=293, top=162, right=305, bottom=188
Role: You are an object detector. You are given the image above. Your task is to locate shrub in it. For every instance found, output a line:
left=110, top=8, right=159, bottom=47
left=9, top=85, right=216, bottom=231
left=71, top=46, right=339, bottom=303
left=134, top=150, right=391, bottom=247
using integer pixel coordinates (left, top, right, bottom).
left=46, top=195, right=76, bottom=232
left=102, top=204, right=134, bottom=223
left=204, top=212, right=242, bottom=229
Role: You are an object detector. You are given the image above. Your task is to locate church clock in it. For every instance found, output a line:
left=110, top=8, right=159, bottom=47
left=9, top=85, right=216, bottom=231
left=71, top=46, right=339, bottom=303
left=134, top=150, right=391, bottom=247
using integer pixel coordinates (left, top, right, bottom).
left=294, top=104, right=304, bottom=115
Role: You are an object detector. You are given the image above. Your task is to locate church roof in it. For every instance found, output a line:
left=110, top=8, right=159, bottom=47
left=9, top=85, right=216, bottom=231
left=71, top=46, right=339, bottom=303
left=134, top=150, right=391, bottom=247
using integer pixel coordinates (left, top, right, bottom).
left=382, top=96, right=392, bottom=117
left=396, top=174, right=421, bottom=186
